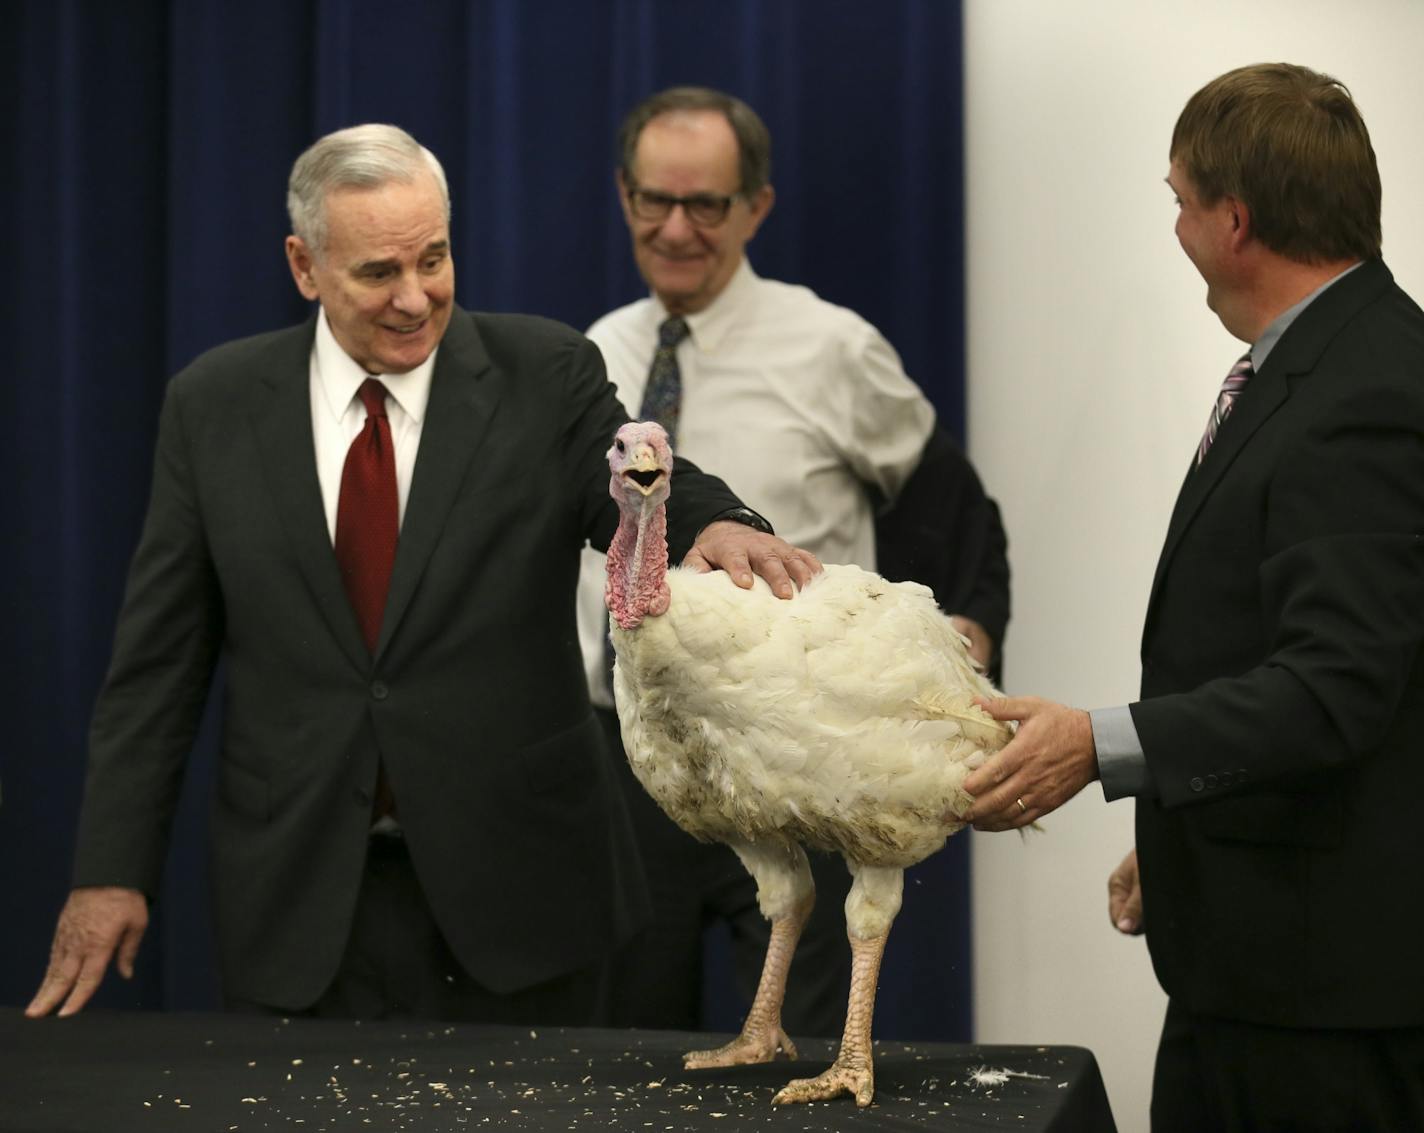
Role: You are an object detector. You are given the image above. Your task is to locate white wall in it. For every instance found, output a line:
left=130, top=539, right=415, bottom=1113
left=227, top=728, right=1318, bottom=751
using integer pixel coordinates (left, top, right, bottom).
left=964, top=3, right=1424, bottom=1130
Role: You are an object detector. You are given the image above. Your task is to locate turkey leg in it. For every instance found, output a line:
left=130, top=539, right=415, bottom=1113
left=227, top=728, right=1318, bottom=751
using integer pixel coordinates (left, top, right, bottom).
left=772, top=863, right=903, bottom=1107
left=683, top=841, right=813, bottom=1068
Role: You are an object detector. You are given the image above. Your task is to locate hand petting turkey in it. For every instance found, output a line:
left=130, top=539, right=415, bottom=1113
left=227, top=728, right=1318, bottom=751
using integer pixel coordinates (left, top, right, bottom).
left=684, top=519, right=822, bottom=598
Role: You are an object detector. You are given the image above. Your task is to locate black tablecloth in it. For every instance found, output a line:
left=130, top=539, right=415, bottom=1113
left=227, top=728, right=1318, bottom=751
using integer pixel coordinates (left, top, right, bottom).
left=0, top=1009, right=1116, bottom=1131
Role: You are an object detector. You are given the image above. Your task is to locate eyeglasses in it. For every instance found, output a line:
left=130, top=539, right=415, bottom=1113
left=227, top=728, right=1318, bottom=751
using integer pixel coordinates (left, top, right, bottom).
left=626, top=186, right=742, bottom=227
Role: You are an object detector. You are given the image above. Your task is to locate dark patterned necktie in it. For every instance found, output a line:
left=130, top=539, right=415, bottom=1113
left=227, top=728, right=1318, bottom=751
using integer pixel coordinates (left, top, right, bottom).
left=638, top=316, right=690, bottom=443
left=1196, top=353, right=1253, bottom=465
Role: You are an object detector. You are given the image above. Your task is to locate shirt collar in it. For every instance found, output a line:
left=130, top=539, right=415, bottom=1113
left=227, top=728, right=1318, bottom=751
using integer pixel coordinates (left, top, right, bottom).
left=650, top=257, right=758, bottom=354
left=1251, top=260, right=1364, bottom=373
left=312, top=307, right=437, bottom=424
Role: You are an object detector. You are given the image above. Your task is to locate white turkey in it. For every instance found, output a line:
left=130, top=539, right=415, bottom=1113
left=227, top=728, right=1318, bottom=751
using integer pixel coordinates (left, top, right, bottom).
left=604, top=420, right=1011, bottom=1107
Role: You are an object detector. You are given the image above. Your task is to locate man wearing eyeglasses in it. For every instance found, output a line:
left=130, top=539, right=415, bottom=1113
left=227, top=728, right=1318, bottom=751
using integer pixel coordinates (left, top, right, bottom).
left=576, top=86, right=1009, bottom=1036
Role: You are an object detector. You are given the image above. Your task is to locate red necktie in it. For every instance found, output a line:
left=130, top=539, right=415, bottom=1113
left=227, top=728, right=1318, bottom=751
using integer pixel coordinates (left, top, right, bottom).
left=335, top=379, right=399, bottom=652
left=335, top=379, right=399, bottom=820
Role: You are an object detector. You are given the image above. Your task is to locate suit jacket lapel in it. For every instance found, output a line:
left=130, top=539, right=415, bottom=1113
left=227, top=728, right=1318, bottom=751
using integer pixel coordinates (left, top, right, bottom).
left=1144, top=364, right=1290, bottom=614
left=376, top=309, right=500, bottom=658
left=247, top=317, right=372, bottom=673
left=1144, top=259, right=1396, bottom=631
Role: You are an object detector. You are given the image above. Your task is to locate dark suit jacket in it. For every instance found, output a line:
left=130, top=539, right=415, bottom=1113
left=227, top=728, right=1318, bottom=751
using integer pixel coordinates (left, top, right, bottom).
left=70, top=307, right=744, bottom=1008
left=875, top=423, right=1010, bottom=682
left=1130, top=259, right=1424, bottom=1028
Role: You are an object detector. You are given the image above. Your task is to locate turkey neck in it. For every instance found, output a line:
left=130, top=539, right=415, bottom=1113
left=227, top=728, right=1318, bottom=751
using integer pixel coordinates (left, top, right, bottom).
left=606, top=492, right=669, bottom=630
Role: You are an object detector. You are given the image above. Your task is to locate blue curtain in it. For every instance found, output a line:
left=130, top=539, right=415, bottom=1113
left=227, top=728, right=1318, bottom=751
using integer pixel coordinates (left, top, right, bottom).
left=1, top=0, right=969, bottom=1040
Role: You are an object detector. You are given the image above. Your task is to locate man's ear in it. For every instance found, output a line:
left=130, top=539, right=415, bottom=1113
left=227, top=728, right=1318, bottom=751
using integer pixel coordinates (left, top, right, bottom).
left=615, top=169, right=634, bottom=225
left=1225, top=196, right=1253, bottom=251
left=744, top=183, right=776, bottom=238
left=285, top=236, right=321, bottom=301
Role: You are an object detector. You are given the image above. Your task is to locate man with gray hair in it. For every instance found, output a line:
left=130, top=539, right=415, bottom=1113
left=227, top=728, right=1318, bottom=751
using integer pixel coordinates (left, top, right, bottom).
left=27, top=123, right=819, bottom=1023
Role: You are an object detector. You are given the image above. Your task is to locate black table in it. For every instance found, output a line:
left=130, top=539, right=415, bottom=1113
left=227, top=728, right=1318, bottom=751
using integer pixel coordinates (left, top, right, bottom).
left=0, top=1009, right=1117, bottom=1131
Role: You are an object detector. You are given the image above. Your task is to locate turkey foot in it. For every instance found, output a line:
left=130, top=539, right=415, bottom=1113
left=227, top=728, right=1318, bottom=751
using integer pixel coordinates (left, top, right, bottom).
left=684, top=1024, right=798, bottom=1069
left=771, top=921, right=888, bottom=1106
left=685, top=886, right=810, bottom=1070
left=772, top=1056, right=874, bottom=1107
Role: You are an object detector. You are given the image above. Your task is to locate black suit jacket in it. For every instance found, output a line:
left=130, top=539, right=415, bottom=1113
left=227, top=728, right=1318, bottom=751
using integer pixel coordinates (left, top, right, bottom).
left=875, top=422, right=1011, bottom=682
left=1130, top=259, right=1424, bottom=1028
left=71, top=307, right=744, bottom=1008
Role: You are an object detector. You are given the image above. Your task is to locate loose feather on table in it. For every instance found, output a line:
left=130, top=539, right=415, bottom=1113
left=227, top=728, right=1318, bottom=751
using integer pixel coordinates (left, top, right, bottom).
left=603, top=421, right=1011, bottom=1108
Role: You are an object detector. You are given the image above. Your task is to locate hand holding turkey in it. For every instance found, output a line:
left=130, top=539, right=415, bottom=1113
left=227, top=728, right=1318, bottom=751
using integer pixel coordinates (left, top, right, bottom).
left=961, top=696, right=1098, bottom=829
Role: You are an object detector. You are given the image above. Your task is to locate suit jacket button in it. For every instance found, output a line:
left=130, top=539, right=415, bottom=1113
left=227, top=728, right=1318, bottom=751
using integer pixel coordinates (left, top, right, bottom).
left=1189, top=776, right=1205, bottom=792
left=1205, top=774, right=1218, bottom=789
left=1220, top=770, right=1234, bottom=786
left=371, top=681, right=389, bottom=700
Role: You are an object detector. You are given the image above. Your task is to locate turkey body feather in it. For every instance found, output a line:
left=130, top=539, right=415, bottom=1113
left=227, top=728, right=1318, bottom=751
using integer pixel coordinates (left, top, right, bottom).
left=613, top=564, right=999, bottom=867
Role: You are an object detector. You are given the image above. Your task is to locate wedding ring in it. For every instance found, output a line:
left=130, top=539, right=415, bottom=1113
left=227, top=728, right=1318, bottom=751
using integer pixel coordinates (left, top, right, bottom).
left=1016, top=798, right=1027, bottom=815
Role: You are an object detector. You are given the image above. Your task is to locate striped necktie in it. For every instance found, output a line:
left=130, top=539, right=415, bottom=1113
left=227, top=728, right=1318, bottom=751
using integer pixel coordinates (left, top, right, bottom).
left=1196, top=353, right=1253, bottom=466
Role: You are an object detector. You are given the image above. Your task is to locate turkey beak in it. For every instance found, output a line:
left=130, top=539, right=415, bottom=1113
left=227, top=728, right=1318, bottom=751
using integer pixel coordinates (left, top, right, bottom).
left=622, top=444, right=667, bottom=497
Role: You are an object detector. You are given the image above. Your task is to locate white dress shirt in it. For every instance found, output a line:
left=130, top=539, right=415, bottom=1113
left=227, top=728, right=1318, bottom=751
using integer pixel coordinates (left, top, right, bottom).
left=309, top=309, right=436, bottom=542
left=576, top=258, right=935, bottom=705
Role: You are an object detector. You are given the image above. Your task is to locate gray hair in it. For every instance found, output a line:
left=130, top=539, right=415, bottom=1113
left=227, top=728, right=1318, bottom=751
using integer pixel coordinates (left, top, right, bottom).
left=617, top=86, right=772, bottom=195
left=287, top=123, right=451, bottom=255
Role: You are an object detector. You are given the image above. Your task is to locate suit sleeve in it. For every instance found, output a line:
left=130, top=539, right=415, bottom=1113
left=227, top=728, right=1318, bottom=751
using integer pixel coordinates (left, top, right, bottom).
left=73, top=376, right=224, bottom=895
left=875, top=423, right=1011, bottom=676
left=1131, top=379, right=1424, bottom=806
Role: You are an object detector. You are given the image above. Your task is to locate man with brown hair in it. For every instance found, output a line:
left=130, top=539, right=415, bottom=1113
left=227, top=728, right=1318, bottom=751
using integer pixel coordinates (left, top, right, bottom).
left=960, top=63, right=1424, bottom=1130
